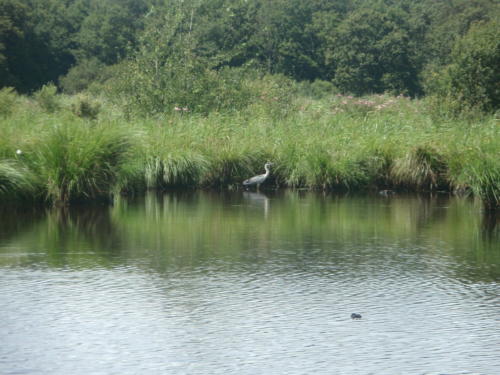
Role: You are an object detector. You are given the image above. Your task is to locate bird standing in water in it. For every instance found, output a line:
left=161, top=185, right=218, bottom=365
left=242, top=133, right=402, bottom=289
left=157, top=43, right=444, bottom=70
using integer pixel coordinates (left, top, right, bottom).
left=243, top=162, right=273, bottom=190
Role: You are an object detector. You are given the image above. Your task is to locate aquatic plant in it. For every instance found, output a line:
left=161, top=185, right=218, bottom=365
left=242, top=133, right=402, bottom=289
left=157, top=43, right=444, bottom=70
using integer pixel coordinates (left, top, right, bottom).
left=391, top=146, right=448, bottom=190
left=0, top=92, right=498, bottom=208
left=0, top=160, right=39, bottom=200
left=27, top=121, right=132, bottom=203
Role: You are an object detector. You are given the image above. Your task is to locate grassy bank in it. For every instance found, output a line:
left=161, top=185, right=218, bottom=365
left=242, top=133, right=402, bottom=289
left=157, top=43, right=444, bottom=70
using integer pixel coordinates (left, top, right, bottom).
left=0, top=89, right=498, bottom=208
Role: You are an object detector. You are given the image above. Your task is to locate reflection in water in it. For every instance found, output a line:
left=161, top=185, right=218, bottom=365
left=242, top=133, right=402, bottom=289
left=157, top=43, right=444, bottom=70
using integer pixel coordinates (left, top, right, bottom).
left=482, top=210, right=499, bottom=239
left=242, top=191, right=270, bottom=218
left=0, top=192, right=499, bottom=375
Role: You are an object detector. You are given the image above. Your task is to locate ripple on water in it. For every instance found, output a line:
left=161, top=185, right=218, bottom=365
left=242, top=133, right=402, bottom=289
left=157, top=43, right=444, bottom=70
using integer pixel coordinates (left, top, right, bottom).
left=1, top=260, right=499, bottom=375
left=1, top=193, right=499, bottom=375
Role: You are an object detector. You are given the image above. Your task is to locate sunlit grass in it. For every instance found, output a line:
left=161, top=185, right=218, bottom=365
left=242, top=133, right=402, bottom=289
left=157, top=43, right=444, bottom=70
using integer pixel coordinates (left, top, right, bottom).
left=0, top=160, right=39, bottom=200
left=0, top=92, right=498, bottom=208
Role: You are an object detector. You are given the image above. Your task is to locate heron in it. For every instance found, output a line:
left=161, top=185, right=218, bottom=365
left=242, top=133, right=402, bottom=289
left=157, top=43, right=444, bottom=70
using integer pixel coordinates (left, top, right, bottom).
left=243, top=162, right=273, bottom=190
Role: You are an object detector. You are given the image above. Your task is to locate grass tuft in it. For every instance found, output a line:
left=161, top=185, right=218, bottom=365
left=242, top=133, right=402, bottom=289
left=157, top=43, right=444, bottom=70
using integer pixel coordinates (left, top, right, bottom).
left=27, top=122, right=131, bottom=203
left=391, top=146, right=448, bottom=191
left=0, top=92, right=498, bottom=208
left=0, top=160, right=39, bottom=200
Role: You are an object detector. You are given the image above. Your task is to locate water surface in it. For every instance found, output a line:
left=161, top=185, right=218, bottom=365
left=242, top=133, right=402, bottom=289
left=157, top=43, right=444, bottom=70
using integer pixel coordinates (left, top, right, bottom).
left=1, top=192, right=499, bottom=375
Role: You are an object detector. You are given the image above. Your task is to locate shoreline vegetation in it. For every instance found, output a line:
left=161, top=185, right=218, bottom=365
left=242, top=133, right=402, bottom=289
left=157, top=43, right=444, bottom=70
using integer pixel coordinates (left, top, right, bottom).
left=1, top=1, right=499, bottom=209
left=1, top=87, right=498, bottom=210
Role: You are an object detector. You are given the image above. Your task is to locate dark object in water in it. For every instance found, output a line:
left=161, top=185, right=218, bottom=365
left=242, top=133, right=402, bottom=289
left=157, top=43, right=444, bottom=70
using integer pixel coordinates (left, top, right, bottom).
left=351, top=313, right=362, bottom=319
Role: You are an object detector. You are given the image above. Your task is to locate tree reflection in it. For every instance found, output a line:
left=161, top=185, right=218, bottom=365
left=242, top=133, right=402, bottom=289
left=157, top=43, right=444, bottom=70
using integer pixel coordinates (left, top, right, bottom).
left=1, top=192, right=498, bottom=282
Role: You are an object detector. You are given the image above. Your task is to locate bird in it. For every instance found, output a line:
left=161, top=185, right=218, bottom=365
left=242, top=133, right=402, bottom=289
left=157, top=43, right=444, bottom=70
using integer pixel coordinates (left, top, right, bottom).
left=243, top=162, right=273, bottom=190
left=351, top=313, right=362, bottom=319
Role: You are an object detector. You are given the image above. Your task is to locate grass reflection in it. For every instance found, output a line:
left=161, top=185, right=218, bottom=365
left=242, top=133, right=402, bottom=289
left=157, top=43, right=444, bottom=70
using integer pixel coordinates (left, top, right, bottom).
left=0, top=192, right=498, bottom=282
left=109, top=192, right=499, bottom=280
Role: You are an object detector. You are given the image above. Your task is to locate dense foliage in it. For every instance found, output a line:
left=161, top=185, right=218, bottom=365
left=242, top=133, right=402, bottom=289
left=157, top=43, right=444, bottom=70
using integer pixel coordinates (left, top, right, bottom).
left=0, top=88, right=498, bottom=207
left=0, top=0, right=498, bottom=112
left=0, top=0, right=499, bottom=207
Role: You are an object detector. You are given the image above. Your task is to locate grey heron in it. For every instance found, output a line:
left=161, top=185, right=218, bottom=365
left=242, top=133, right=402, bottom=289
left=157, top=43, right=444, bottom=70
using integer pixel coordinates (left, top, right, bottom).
left=243, top=162, right=273, bottom=190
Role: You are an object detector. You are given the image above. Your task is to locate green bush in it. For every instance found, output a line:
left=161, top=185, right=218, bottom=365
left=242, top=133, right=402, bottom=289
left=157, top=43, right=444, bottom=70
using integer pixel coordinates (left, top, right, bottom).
left=71, top=95, right=101, bottom=119
left=244, top=73, right=298, bottom=119
left=59, top=58, right=108, bottom=94
left=297, top=80, right=337, bottom=99
left=34, top=84, right=60, bottom=113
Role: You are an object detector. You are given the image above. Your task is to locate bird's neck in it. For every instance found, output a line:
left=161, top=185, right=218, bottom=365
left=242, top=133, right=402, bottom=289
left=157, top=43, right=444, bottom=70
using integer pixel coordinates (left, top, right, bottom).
left=264, top=166, right=270, bottom=175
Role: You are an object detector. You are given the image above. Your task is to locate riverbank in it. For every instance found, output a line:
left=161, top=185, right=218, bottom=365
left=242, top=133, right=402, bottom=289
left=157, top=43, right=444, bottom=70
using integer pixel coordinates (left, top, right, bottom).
left=1, top=91, right=498, bottom=208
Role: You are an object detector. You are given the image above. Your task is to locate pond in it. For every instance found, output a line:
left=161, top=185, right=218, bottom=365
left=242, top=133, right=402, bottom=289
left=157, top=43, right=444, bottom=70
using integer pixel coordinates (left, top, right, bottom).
left=1, top=191, right=499, bottom=375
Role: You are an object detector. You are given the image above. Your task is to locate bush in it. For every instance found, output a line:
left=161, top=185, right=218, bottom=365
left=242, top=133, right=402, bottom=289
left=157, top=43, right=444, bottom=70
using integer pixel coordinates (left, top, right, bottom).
left=34, top=84, right=60, bottom=113
left=118, top=56, right=254, bottom=115
left=59, top=58, right=108, bottom=94
left=71, top=95, right=101, bottom=119
left=244, top=73, right=298, bottom=119
left=297, top=80, right=337, bottom=99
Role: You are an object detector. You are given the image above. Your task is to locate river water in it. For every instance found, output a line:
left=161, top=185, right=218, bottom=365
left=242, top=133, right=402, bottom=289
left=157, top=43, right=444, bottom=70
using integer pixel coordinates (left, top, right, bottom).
left=1, top=192, right=499, bottom=375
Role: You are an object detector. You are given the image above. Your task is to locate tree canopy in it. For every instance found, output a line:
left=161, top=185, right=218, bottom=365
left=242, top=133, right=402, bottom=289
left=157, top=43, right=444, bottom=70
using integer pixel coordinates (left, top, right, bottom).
left=0, top=0, right=498, bottom=110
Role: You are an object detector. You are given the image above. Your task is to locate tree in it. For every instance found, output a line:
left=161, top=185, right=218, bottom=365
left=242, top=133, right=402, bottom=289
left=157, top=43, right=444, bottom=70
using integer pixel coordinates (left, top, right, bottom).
left=0, top=0, right=31, bottom=89
left=114, top=0, right=252, bottom=115
left=331, top=5, right=420, bottom=95
left=429, top=20, right=500, bottom=113
left=74, top=0, right=149, bottom=64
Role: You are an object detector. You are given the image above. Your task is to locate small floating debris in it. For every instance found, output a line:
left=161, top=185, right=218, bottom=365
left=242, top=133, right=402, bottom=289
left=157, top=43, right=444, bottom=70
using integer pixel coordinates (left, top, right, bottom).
left=351, top=313, right=362, bottom=319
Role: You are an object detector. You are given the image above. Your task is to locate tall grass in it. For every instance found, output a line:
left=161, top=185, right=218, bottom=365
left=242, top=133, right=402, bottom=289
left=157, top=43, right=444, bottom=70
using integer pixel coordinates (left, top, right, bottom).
left=0, top=160, right=39, bottom=201
left=0, top=105, right=134, bottom=203
left=30, top=122, right=132, bottom=203
left=0, top=91, right=498, bottom=208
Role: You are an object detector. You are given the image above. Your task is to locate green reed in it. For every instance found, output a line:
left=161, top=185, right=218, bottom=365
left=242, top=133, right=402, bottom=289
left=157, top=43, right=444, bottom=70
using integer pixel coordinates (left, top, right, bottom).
left=0, top=92, right=498, bottom=208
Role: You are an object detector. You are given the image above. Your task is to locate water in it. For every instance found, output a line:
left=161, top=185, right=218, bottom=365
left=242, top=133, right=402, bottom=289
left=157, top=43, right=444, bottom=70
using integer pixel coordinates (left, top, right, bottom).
left=1, top=191, right=499, bottom=375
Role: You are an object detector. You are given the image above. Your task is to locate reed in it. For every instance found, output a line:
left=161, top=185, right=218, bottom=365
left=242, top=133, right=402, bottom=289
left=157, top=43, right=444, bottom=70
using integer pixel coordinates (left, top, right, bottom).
left=0, top=109, right=134, bottom=203
left=0, top=160, right=39, bottom=201
left=34, top=121, right=132, bottom=203
left=0, top=91, right=498, bottom=208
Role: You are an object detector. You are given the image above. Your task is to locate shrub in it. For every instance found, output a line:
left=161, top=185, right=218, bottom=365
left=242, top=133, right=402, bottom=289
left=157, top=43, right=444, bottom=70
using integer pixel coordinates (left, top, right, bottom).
left=71, top=95, right=101, bottom=119
left=59, top=58, right=108, bottom=94
left=34, top=84, right=60, bottom=113
left=244, top=73, right=298, bottom=119
left=297, top=80, right=337, bottom=99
